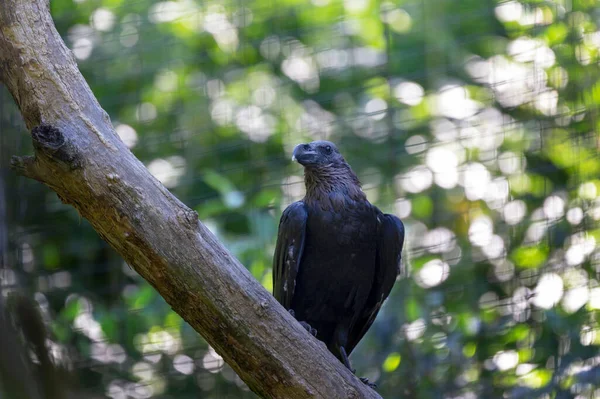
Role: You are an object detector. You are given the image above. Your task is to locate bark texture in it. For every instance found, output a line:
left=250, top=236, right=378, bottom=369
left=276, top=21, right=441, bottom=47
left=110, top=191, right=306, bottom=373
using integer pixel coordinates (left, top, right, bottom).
left=0, top=0, right=382, bottom=398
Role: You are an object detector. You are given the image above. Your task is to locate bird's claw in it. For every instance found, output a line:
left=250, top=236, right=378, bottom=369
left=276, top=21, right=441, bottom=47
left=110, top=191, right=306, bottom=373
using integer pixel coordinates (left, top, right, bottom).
left=359, top=377, right=377, bottom=389
left=299, top=321, right=318, bottom=337
left=288, top=310, right=317, bottom=336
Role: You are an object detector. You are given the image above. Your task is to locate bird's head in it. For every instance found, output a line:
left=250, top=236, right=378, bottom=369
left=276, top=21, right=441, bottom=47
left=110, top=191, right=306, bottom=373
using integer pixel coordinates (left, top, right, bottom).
left=292, top=140, right=364, bottom=201
left=291, top=141, right=345, bottom=169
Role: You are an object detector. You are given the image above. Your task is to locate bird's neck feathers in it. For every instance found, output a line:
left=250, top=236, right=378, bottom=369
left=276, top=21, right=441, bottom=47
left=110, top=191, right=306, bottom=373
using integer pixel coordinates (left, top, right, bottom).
left=303, top=163, right=366, bottom=208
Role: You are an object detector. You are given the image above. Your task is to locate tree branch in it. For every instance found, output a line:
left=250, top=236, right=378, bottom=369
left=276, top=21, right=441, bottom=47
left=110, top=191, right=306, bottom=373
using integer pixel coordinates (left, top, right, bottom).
left=0, top=0, right=382, bottom=397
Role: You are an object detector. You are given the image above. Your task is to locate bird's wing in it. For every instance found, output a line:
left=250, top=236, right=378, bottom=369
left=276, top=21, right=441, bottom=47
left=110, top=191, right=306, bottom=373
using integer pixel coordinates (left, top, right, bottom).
left=272, top=201, right=308, bottom=309
left=347, top=212, right=404, bottom=354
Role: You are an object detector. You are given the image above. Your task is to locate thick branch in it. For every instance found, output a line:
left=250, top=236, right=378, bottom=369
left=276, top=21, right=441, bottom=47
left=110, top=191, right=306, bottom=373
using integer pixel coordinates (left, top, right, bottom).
left=0, top=0, right=381, bottom=398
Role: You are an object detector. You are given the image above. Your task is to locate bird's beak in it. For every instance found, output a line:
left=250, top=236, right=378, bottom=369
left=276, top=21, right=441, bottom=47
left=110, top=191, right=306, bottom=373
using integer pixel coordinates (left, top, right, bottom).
left=292, top=143, right=317, bottom=166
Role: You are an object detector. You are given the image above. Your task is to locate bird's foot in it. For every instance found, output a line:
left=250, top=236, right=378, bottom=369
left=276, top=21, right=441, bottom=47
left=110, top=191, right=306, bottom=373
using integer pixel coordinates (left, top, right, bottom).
left=338, top=345, right=376, bottom=388
left=359, top=377, right=377, bottom=389
left=287, top=309, right=317, bottom=336
left=298, top=321, right=318, bottom=337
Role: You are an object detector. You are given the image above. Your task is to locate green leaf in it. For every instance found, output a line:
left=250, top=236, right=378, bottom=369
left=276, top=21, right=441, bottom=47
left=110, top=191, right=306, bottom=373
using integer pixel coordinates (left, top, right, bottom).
left=511, top=245, right=549, bottom=269
left=42, top=244, right=61, bottom=270
left=411, top=195, right=433, bottom=219
left=382, top=352, right=401, bottom=372
left=132, top=285, right=156, bottom=309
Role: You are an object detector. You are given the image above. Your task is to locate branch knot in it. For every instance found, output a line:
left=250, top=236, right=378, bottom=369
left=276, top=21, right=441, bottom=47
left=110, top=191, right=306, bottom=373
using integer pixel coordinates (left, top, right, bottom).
left=31, top=124, right=82, bottom=169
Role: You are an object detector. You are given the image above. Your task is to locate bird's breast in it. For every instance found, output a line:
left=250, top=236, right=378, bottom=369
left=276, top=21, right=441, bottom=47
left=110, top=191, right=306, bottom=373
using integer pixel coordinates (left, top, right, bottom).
left=303, top=205, right=378, bottom=263
left=310, top=205, right=375, bottom=242
left=289, top=203, right=380, bottom=322
left=294, top=208, right=378, bottom=319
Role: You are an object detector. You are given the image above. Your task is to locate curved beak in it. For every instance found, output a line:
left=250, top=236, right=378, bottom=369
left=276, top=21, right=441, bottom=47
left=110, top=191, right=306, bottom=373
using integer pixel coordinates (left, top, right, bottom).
left=292, top=143, right=318, bottom=166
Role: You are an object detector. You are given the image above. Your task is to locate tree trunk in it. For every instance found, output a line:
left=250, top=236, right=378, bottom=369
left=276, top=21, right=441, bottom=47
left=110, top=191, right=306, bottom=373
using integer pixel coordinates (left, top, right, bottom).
left=0, top=0, right=381, bottom=398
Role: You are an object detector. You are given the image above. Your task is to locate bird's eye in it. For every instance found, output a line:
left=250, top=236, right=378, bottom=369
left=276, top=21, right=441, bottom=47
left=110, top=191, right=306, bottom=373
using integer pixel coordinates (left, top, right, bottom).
left=325, top=146, right=332, bottom=154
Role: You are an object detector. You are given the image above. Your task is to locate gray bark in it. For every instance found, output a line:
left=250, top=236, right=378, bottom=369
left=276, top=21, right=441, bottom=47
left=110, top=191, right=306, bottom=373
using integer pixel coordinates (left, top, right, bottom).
left=0, top=0, right=382, bottom=398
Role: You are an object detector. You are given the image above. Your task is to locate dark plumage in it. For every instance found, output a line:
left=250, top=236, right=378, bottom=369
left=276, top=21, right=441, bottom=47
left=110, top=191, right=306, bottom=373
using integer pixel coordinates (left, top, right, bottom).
left=273, top=140, right=405, bottom=377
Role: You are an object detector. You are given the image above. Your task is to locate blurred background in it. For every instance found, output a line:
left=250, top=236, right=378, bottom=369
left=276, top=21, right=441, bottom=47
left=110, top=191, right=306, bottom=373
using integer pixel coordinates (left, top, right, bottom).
left=1, top=0, right=600, bottom=397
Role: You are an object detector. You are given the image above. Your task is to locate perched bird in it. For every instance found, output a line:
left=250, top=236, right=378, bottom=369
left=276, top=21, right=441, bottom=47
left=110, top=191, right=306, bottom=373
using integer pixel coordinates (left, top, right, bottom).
left=273, top=140, right=405, bottom=379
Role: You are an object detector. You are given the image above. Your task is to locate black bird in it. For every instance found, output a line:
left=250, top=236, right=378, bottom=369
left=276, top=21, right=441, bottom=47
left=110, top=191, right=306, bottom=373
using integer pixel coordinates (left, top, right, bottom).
left=273, top=140, right=405, bottom=377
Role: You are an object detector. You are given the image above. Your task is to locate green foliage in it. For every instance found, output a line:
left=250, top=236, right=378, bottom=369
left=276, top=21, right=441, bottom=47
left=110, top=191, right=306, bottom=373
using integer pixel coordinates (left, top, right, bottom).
left=511, top=245, right=548, bottom=268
